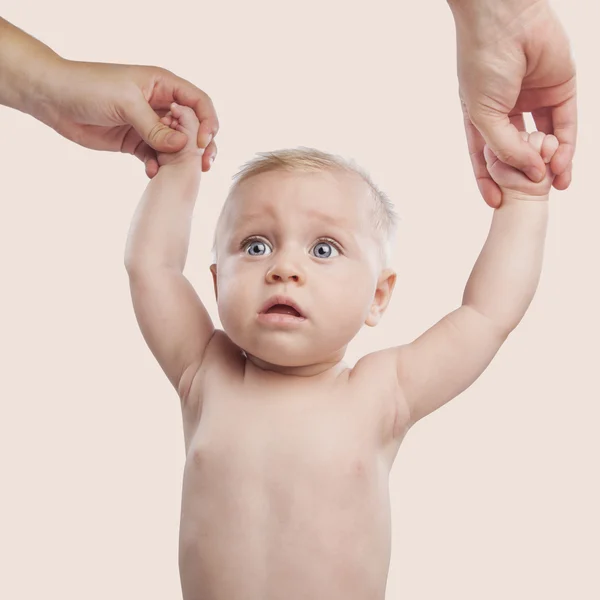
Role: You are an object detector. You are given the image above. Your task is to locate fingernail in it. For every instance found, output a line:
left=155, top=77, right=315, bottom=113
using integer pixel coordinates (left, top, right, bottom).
left=526, top=167, right=544, bottom=182
left=166, top=131, right=181, bottom=145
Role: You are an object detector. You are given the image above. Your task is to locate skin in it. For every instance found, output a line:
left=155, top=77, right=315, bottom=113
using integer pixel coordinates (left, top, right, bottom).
left=449, top=0, right=577, bottom=207
left=1, top=6, right=575, bottom=202
left=0, top=17, right=218, bottom=177
left=0, top=9, right=572, bottom=595
left=125, top=104, right=556, bottom=599
left=209, top=168, right=395, bottom=374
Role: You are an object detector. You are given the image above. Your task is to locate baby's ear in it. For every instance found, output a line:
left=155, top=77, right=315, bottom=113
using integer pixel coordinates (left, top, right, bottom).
left=365, top=269, right=396, bottom=327
left=210, top=264, right=218, bottom=301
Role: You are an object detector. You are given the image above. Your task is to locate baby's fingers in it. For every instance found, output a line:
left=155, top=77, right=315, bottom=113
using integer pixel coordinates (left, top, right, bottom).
left=541, top=134, right=559, bottom=164
left=518, top=131, right=559, bottom=164
left=160, top=113, right=180, bottom=129
left=524, top=131, right=559, bottom=164
left=170, top=102, right=199, bottom=132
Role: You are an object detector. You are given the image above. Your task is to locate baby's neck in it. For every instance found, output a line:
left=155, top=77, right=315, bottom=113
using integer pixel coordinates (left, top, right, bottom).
left=245, top=352, right=348, bottom=379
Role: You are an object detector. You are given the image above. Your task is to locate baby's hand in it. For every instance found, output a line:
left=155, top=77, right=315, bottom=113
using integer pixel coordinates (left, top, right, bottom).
left=156, top=102, right=205, bottom=168
left=484, top=132, right=559, bottom=199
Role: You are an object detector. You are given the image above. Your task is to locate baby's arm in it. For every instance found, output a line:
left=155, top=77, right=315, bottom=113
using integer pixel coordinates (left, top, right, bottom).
left=396, top=132, right=558, bottom=426
left=124, top=103, right=214, bottom=400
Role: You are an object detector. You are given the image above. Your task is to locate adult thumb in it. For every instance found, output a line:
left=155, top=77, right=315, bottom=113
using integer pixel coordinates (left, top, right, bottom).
left=470, top=110, right=546, bottom=183
left=120, top=92, right=187, bottom=153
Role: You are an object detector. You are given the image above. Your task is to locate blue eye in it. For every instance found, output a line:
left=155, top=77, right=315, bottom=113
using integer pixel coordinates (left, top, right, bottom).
left=245, top=239, right=272, bottom=256
left=311, top=241, right=339, bottom=259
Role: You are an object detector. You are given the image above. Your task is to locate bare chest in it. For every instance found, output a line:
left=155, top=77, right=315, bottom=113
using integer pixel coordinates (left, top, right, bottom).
left=183, top=372, right=398, bottom=471
left=178, top=375, right=400, bottom=600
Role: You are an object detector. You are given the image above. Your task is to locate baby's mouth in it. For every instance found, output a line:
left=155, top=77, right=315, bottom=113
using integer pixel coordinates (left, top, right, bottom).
left=259, top=296, right=306, bottom=321
left=265, top=304, right=302, bottom=317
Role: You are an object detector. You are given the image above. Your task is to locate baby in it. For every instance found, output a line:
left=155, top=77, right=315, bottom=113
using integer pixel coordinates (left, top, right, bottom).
left=124, top=102, right=558, bottom=600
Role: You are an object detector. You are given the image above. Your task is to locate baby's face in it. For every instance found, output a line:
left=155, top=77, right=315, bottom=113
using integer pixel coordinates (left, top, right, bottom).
left=211, top=169, right=393, bottom=369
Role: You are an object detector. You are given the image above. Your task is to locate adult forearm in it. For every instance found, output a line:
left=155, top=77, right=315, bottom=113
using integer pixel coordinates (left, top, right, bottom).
left=462, top=197, right=548, bottom=334
left=125, top=161, right=202, bottom=272
left=0, top=18, right=63, bottom=117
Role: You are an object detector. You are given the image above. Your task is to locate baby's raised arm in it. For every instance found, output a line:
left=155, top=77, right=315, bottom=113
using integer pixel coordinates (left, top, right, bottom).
left=394, top=132, right=558, bottom=426
left=124, top=103, right=214, bottom=401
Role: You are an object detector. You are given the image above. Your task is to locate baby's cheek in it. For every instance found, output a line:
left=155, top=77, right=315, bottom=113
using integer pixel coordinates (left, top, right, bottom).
left=325, top=270, right=373, bottom=320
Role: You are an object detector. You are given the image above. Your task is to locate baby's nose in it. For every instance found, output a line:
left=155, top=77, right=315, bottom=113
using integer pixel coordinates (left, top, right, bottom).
left=268, top=272, right=300, bottom=283
left=266, top=262, right=305, bottom=284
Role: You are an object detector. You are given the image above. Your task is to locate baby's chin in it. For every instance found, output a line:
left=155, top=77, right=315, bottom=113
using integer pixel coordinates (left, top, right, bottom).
left=244, top=348, right=321, bottom=369
left=238, top=341, right=347, bottom=374
left=243, top=352, right=347, bottom=377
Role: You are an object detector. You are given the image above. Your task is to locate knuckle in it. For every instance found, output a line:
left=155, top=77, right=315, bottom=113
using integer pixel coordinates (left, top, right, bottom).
left=147, top=120, right=166, bottom=144
left=494, top=147, right=514, bottom=164
left=154, top=66, right=174, bottom=82
left=179, top=105, right=196, bottom=117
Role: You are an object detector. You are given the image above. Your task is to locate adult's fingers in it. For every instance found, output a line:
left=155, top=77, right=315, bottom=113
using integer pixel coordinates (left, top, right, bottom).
left=121, top=88, right=188, bottom=154
left=461, top=99, right=501, bottom=208
left=169, top=75, right=220, bottom=152
left=201, top=139, right=218, bottom=173
left=130, top=137, right=158, bottom=178
left=553, top=161, right=572, bottom=190
left=469, top=108, right=546, bottom=183
left=530, top=100, right=575, bottom=192
left=549, top=93, right=577, bottom=181
left=137, top=126, right=218, bottom=176
left=461, top=104, right=526, bottom=207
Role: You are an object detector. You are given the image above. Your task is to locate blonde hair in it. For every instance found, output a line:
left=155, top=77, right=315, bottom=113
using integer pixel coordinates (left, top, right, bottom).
left=212, top=147, right=399, bottom=265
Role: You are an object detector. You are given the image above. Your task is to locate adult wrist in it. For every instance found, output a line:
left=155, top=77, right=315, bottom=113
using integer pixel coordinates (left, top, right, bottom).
left=0, top=18, right=65, bottom=120
left=23, top=55, right=68, bottom=124
left=447, top=0, right=542, bottom=25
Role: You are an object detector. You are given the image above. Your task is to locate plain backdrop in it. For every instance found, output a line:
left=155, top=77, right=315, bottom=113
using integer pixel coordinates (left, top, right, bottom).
left=0, top=0, right=598, bottom=598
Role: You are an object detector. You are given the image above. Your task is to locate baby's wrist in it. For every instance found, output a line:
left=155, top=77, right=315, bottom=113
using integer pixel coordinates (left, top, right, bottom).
left=501, top=189, right=549, bottom=204
left=157, top=151, right=204, bottom=172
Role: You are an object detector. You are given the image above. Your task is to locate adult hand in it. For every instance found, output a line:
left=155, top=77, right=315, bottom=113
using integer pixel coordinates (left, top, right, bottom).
left=38, top=59, right=219, bottom=178
left=449, top=0, right=576, bottom=207
left=0, top=18, right=218, bottom=178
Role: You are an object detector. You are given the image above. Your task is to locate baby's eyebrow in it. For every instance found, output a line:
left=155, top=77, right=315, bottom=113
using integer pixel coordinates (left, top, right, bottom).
left=230, top=213, right=271, bottom=234
left=229, top=209, right=358, bottom=242
left=304, top=209, right=353, bottom=228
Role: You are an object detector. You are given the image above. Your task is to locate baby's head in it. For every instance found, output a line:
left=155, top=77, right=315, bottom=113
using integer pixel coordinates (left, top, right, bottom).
left=210, top=147, right=398, bottom=371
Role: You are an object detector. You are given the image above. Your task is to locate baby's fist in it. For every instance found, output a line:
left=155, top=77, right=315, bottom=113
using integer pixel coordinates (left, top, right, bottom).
left=484, top=132, right=559, bottom=199
left=156, top=102, right=205, bottom=168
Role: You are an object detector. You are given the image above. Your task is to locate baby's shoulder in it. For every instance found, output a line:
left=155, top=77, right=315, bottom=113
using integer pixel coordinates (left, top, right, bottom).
left=349, top=348, right=410, bottom=442
left=200, top=329, right=246, bottom=377
left=183, top=330, right=245, bottom=400
left=350, top=347, right=401, bottom=392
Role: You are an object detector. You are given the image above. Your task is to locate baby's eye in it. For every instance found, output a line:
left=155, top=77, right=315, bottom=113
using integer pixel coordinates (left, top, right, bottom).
left=311, top=241, right=340, bottom=259
left=244, top=239, right=272, bottom=256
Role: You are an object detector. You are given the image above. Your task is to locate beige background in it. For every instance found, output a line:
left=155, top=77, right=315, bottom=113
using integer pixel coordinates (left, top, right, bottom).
left=0, top=0, right=597, bottom=598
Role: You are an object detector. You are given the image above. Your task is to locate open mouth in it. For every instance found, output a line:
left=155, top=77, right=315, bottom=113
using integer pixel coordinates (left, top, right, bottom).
left=265, top=304, right=302, bottom=317
left=259, top=296, right=307, bottom=324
